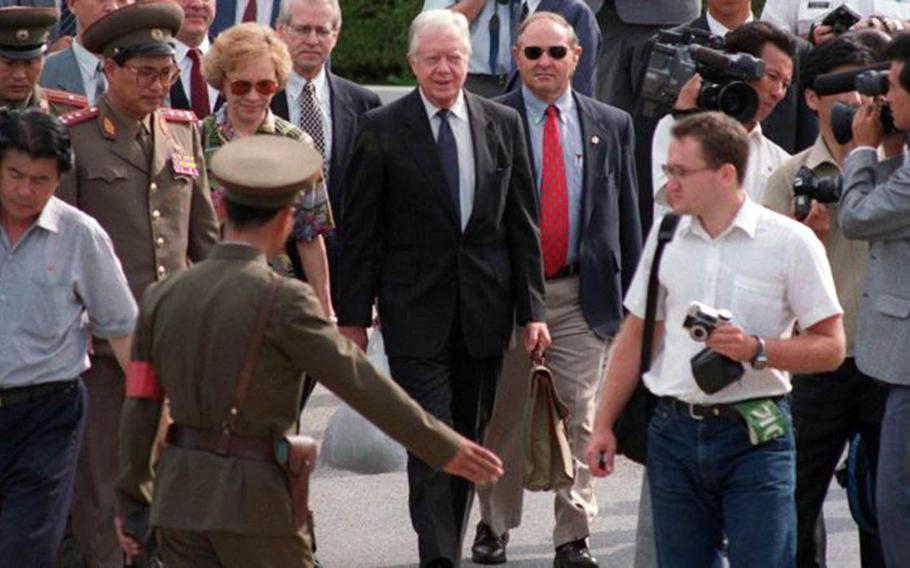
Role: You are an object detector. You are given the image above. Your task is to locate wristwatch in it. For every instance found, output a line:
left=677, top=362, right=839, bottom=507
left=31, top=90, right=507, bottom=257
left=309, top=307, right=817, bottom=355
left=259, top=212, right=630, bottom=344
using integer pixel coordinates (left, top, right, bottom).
left=750, top=335, right=768, bottom=370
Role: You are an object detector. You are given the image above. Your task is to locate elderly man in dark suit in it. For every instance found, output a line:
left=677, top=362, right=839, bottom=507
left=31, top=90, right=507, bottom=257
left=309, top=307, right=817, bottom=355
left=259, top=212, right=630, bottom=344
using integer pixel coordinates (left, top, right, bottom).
left=336, top=9, right=550, bottom=568
left=471, top=12, right=641, bottom=567
left=273, top=0, right=380, bottom=301
left=168, top=0, right=221, bottom=118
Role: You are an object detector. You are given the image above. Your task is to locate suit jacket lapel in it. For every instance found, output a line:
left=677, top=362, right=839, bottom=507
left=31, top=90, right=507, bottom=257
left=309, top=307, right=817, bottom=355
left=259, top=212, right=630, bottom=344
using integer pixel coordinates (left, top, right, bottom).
left=169, top=81, right=190, bottom=111
left=270, top=90, right=290, bottom=121
left=401, top=89, right=460, bottom=229
left=53, top=48, right=85, bottom=95
left=575, top=93, right=604, bottom=233
left=101, top=100, right=149, bottom=174
left=328, top=73, right=355, bottom=202
left=464, top=92, right=495, bottom=235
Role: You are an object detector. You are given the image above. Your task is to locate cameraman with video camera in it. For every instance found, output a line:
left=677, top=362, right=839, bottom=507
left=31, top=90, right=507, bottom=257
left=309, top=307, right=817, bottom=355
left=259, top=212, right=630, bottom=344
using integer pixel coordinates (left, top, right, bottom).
left=586, top=111, right=845, bottom=567
left=651, top=21, right=797, bottom=215
left=763, top=36, right=891, bottom=568
left=837, top=31, right=910, bottom=568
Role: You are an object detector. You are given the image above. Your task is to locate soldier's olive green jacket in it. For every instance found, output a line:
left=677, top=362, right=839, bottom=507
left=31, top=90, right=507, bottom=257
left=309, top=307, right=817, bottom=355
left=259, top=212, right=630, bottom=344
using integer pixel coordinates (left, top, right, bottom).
left=117, top=243, right=462, bottom=536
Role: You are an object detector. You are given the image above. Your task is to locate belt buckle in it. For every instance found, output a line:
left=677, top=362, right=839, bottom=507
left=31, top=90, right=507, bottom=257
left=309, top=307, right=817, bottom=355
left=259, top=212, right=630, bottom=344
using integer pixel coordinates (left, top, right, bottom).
left=687, top=402, right=704, bottom=420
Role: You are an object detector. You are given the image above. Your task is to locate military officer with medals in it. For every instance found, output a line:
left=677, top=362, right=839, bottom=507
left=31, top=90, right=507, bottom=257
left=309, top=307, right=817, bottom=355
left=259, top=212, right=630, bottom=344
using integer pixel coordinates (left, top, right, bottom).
left=0, top=7, right=88, bottom=115
left=115, top=135, right=503, bottom=566
left=55, top=3, right=218, bottom=566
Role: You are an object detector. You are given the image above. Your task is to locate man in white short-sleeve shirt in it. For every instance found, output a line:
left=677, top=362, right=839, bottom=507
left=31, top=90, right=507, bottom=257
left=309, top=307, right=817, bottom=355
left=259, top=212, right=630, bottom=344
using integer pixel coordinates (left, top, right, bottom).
left=587, top=112, right=845, bottom=567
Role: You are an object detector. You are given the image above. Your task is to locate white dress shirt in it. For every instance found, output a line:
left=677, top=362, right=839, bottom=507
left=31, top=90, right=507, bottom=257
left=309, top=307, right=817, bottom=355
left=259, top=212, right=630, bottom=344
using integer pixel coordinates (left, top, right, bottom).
left=419, top=88, right=476, bottom=231
left=705, top=10, right=754, bottom=35
left=72, top=39, right=104, bottom=106
left=286, top=68, right=333, bottom=175
left=652, top=114, right=791, bottom=218
left=233, top=0, right=275, bottom=27
left=174, top=37, right=220, bottom=114
left=625, top=198, right=842, bottom=404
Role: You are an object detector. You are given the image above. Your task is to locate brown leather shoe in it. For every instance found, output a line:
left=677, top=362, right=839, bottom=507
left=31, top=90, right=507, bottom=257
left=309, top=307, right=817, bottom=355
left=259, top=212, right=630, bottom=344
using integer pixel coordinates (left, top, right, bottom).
left=553, top=538, right=598, bottom=568
left=471, top=521, right=508, bottom=565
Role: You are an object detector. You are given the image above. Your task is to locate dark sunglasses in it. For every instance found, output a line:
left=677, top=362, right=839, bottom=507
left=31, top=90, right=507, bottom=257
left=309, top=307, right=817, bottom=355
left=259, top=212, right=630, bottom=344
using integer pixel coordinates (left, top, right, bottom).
left=228, top=79, right=279, bottom=96
left=522, top=46, right=569, bottom=60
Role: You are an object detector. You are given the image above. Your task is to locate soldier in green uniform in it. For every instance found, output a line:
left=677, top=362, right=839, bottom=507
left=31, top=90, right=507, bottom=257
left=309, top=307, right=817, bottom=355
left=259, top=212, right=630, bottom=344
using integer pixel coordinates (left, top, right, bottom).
left=0, top=7, right=88, bottom=114
left=115, top=135, right=503, bottom=567
left=55, top=3, right=219, bottom=566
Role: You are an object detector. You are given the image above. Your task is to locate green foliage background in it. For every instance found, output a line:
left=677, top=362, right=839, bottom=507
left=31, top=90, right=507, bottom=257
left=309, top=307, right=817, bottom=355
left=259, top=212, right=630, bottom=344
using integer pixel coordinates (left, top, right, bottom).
left=331, top=0, right=768, bottom=85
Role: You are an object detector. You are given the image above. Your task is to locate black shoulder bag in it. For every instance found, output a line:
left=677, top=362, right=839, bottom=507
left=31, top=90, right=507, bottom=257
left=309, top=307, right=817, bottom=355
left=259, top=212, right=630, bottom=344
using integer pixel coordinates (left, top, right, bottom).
left=614, top=213, right=680, bottom=465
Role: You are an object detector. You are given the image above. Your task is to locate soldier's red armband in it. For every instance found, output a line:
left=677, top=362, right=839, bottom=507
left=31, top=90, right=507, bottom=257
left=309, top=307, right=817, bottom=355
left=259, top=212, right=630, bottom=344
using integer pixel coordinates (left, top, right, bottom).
left=125, top=362, right=164, bottom=400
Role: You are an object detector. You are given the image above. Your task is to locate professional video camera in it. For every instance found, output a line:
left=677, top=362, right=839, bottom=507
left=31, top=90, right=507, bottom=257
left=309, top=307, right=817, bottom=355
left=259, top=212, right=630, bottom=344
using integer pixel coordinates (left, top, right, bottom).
left=792, top=167, right=843, bottom=221
left=641, top=27, right=765, bottom=122
left=813, top=63, right=901, bottom=144
left=682, top=302, right=745, bottom=394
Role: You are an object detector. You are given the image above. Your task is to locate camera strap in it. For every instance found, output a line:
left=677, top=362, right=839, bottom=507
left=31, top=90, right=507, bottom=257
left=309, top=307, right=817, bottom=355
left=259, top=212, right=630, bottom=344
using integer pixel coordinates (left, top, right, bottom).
left=641, top=213, right=681, bottom=376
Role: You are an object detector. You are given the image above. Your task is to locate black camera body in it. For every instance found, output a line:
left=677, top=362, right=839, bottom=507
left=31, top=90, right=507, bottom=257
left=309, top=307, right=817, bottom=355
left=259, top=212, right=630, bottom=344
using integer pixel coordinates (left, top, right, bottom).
left=792, top=166, right=843, bottom=221
left=682, top=302, right=745, bottom=395
left=820, top=4, right=862, bottom=36
left=831, top=101, right=897, bottom=145
left=814, top=66, right=903, bottom=144
left=641, top=28, right=765, bottom=122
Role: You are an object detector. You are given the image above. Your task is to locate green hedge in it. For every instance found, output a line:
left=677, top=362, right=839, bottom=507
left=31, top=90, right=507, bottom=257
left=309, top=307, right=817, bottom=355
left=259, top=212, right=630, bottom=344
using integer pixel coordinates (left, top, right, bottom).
left=332, top=1, right=769, bottom=85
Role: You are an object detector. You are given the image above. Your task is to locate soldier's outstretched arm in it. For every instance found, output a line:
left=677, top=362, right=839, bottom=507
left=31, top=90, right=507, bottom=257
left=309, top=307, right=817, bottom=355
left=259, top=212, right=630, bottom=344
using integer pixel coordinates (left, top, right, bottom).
left=443, top=437, right=503, bottom=485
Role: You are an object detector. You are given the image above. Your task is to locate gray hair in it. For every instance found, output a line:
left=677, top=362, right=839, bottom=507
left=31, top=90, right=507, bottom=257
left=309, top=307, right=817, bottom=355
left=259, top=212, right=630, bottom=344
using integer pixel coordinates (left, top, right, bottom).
left=408, top=9, right=471, bottom=58
left=276, top=0, right=342, bottom=30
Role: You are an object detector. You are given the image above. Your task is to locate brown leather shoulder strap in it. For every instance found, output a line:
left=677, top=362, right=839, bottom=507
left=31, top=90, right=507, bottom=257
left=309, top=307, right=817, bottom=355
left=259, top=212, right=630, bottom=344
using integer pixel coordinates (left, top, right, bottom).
left=225, top=276, right=284, bottom=432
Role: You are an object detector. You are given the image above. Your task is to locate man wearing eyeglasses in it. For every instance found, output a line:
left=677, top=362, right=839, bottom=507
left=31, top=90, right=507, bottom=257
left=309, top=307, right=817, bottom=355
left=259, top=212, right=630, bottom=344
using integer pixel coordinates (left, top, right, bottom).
left=274, top=0, right=380, bottom=303
left=468, top=12, right=640, bottom=568
left=54, top=3, right=218, bottom=566
left=0, top=6, right=88, bottom=114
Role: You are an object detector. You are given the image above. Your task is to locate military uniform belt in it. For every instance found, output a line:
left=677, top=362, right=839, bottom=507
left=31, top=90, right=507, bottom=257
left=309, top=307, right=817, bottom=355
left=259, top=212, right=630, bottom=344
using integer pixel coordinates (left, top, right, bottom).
left=0, top=380, right=77, bottom=408
left=166, top=424, right=276, bottom=463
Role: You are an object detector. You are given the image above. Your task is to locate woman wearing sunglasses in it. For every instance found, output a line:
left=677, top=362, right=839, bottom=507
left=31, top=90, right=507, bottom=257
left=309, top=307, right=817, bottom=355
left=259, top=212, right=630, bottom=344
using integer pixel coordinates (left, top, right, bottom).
left=201, top=23, right=335, bottom=319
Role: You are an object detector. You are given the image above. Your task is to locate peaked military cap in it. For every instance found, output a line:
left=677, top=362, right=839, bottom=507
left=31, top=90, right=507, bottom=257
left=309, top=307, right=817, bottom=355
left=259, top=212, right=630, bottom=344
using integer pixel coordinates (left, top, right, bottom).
left=211, top=136, right=323, bottom=208
left=82, top=1, right=183, bottom=58
left=0, top=7, right=58, bottom=61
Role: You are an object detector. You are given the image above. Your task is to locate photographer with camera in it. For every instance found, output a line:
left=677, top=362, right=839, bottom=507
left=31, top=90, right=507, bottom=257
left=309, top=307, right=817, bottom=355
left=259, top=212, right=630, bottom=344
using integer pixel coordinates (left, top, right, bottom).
left=763, top=36, right=890, bottom=568
left=837, top=31, right=910, bottom=568
left=586, top=111, right=845, bottom=567
left=651, top=22, right=796, bottom=216
left=761, top=1, right=908, bottom=45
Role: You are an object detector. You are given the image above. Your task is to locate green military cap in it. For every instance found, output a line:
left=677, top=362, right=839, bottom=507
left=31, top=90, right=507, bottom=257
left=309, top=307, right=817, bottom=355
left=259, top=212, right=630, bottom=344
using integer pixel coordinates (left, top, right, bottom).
left=0, top=7, right=58, bottom=61
left=82, top=1, right=183, bottom=58
left=211, top=136, right=323, bottom=209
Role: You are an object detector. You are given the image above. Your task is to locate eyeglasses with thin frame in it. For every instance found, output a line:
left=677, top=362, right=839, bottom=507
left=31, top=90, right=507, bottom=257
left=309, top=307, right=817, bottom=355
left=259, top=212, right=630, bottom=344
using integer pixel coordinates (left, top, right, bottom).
left=522, top=46, right=569, bottom=61
left=228, top=79, right=280, bottom=96
left=661, top=164, right=715, bottom=180
left=285, top=23, right=335, bottom=39
left=121, top=64, right=181, bottom=88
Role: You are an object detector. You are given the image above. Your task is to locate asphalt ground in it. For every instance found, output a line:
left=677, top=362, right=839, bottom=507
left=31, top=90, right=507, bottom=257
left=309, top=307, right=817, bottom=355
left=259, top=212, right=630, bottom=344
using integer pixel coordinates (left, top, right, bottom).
left=304, top=385, right=862, bottom=568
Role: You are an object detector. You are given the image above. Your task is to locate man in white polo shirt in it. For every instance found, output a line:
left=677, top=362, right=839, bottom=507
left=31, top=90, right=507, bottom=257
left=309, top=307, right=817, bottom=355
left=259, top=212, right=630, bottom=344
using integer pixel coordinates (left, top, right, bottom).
left=587, top=111, right=845, bottom=567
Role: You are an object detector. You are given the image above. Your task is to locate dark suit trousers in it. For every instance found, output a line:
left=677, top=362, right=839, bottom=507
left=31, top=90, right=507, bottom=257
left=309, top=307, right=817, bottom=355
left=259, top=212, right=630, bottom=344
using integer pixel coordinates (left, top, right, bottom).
left=388, top=316, right=503, bottom=567
left=792, top=358, right=887, bottom=568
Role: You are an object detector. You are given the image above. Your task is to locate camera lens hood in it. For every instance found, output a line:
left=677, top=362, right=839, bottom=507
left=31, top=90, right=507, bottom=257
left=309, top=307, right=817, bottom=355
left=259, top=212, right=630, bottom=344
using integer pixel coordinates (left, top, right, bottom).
left=830, top=101, right=857, bottom=145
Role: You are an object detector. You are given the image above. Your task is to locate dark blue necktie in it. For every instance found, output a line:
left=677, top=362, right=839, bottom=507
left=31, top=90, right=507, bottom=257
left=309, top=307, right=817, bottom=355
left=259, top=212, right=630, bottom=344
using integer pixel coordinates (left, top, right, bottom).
left=436, top=109, right=460, bottom=223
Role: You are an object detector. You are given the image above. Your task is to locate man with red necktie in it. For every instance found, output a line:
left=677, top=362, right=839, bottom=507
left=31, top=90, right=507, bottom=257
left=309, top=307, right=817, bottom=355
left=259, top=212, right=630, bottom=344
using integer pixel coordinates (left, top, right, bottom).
left=169, top=0, right=221, bottom=118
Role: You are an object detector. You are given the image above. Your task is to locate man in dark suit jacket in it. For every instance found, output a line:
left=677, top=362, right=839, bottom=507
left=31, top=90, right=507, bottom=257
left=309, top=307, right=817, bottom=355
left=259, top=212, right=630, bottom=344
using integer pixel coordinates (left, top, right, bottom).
left=168, top=0, right=222, bottom=118
left=273, top=0, right=381, bottom=302
left=337, top=9, right=550, bottom=568
left=472, top=12, right=641, bottom=568
left=210, top=0, right=280, bottom=36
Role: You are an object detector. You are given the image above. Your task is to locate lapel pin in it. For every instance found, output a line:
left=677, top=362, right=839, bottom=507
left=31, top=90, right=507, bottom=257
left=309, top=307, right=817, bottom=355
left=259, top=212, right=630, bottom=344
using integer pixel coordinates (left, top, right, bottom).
left=591, top=135, right=600, bottom=145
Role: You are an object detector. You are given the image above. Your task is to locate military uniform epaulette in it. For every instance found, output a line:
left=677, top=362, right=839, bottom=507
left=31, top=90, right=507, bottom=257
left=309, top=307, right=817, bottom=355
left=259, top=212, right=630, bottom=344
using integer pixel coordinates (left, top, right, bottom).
left=161, top=108, right=198, bottom=123
left=59, top=106, right=100, bottom=126
left=43, top=88, right=88, bottom=109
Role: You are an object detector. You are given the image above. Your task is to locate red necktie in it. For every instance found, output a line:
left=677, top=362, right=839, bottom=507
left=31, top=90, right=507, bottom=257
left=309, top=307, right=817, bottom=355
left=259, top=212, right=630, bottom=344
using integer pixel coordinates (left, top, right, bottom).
left=187, top=49, right=210, bottom=119
left=241, top=0, right=257, bottom=22
left=540, top=104, right=568, bottom=278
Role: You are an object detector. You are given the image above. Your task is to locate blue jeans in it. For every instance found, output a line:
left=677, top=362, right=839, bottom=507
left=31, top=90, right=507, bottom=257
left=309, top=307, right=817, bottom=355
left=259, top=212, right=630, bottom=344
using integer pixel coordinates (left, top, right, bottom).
left=876, top=385, right=910, bottom=567
left=647, top=398, right=796, bottom=568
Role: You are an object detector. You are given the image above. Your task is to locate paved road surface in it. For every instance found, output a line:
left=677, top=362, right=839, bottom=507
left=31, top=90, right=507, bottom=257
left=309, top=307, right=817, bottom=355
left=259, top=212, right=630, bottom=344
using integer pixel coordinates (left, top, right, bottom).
left=305, top=386, right=862, bottom=567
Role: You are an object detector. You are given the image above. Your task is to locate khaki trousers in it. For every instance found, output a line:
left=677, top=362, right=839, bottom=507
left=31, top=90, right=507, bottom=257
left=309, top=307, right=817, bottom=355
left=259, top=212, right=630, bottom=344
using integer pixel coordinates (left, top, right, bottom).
left=478, top=276, right=607, bottom=546
left=71, top=355, right=124, bottom=568
left=159, top=528, right=312, bottom=568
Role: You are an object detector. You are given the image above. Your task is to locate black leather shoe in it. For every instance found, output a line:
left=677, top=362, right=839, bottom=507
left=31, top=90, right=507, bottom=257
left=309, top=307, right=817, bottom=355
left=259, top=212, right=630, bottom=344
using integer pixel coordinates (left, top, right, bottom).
left=553, top=539, right=598, bottom=568
left=471, top=521, right=508, bottom=564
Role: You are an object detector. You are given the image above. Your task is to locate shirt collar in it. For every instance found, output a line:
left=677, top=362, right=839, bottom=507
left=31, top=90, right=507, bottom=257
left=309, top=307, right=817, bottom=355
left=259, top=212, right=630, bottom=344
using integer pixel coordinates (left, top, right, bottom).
left=214, top=104, right=278, bottom=140
left=72, top=39, right=102, bottom=78
left=525, top=0, right=543, bottom=12
left=287, top=66, right=327, bottom=100
left=705, top=10, right=753, bottom=36
left=419, top=88, right=468, bottom=123
left=174, top=36, right=210, bottom=64
left=804, top=135, right=840, bottom=171
left=521, top=85, right=573, bottom=125
left=35, top=196, right=63, bottom=233
left=679, top=195, right=759, bottom=240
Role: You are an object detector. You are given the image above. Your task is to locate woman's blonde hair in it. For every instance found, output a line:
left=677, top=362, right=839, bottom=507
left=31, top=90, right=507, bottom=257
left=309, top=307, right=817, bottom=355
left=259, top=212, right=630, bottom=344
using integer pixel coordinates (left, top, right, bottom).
left=203, top=23, right=292, bottom=91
